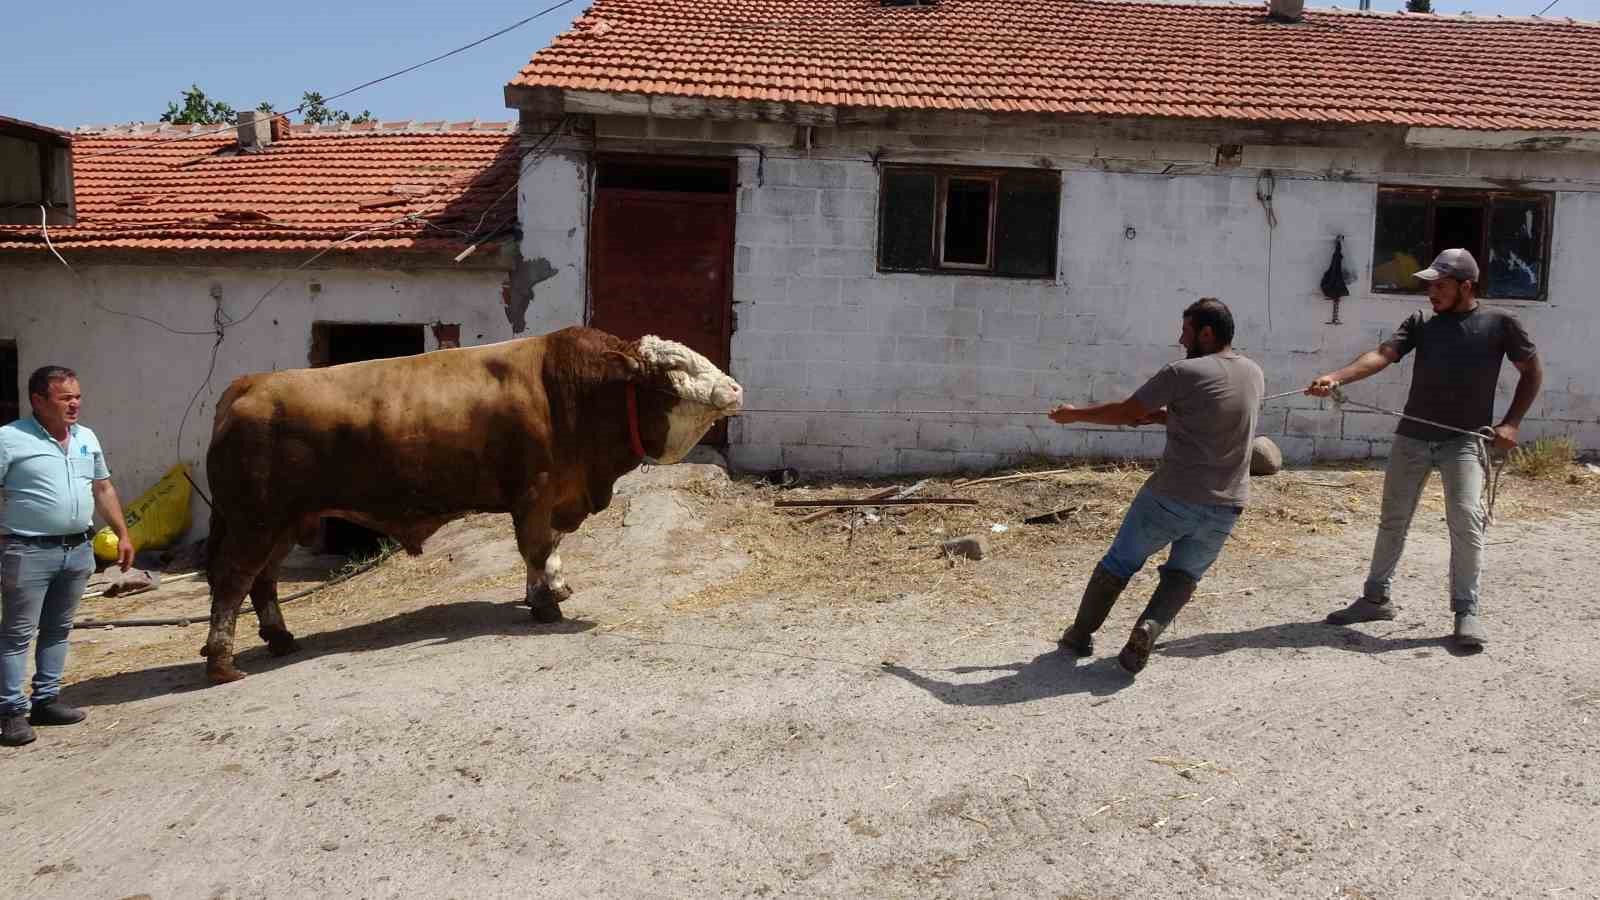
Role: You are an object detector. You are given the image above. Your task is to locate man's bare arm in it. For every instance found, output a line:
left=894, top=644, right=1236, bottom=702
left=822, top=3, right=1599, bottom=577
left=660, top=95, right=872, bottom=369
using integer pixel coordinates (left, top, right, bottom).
left=1307, top=346, right=1401, bottom=396
left=91, top=479, right=135, bottom=571
left=1492, top=354, right=1544, bottom=450
left=1049, top=397, right=1150, bottom=427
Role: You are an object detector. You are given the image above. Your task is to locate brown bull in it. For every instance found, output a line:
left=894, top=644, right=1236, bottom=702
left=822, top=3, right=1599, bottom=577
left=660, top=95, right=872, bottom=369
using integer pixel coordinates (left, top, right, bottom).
left=200, top=326, right=743, bottom=684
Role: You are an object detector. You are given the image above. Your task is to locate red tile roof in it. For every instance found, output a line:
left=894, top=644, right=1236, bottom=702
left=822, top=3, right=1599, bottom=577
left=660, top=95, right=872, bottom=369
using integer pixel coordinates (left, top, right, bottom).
left=509, top=0, right=1600, bottom=132
left=0, top=121, right=521, bottom=257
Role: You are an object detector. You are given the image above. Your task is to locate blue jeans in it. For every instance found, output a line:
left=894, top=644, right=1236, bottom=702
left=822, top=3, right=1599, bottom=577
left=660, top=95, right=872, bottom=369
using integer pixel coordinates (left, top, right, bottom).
left=1100, top=489, right=1242, bottom=582
left=1363, top=434, right=1486, bottom=613
left=1, top=539, right=95, bottom=716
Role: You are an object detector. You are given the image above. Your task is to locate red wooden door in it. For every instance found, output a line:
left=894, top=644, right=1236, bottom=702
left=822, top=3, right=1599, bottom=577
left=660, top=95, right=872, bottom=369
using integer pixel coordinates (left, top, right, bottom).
left=589, top=171, right=735, bottom=444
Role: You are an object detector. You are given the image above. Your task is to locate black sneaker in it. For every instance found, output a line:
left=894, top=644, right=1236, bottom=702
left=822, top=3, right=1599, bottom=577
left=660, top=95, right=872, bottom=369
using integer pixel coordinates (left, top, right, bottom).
left=28, top=701, right=87, bottom=727
left=1326, top=597, right=1397, bottom=625
left=1, top=714, right=35, bottom=747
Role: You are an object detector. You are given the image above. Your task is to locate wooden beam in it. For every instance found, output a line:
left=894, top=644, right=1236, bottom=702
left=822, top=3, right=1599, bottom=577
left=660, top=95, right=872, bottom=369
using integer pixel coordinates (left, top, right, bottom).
left=774, top=498, right=976, bottom=509
left=1405, top=127, right=1600, bottom=154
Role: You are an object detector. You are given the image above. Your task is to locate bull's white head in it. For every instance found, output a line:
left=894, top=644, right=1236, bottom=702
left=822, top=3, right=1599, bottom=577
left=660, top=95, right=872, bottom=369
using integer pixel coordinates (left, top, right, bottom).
left=637, top=335, right=743, bottom=463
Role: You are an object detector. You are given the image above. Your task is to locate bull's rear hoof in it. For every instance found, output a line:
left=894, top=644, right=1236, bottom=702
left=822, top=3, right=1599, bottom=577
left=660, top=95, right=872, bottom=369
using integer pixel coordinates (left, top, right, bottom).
left=206, top=661, right=248, bottom=685
left=529, top=601, right=564, bottom=624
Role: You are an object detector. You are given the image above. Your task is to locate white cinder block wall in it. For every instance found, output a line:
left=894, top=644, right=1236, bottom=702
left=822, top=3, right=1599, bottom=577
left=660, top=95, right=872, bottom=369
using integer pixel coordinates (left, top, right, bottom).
left=0, top=264, right=514, bottom=537
left=517, top=119, right=1600, bottom=475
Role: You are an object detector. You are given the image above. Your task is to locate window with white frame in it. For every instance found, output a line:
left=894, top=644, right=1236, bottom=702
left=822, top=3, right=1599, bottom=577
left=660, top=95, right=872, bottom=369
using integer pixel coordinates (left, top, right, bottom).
left=877, top=166, right=1060, bottom=278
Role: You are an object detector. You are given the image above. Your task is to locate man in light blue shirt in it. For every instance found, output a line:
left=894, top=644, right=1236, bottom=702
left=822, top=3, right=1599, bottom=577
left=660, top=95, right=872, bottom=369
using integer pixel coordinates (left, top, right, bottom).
left=1, top=366, right=133, bottom=748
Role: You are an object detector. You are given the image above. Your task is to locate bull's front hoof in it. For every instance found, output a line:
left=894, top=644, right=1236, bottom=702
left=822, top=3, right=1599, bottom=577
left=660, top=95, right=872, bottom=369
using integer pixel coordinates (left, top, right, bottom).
left=259, top=627, right=302, bottom=657
left=205, top=660, right=248, bottom=685
left=528, top=598, right=565, bottom=624
left=265, top=637, right=302, bottom=658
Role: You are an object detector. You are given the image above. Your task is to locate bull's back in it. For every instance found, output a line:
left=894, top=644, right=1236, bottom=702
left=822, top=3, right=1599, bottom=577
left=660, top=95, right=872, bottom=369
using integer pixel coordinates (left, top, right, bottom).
left=208, top=339, right=549, bottom=516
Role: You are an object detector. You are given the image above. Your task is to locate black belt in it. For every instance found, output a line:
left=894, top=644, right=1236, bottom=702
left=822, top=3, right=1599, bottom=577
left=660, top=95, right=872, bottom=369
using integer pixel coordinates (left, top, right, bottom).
left=4, top=530, right=94, bottom=548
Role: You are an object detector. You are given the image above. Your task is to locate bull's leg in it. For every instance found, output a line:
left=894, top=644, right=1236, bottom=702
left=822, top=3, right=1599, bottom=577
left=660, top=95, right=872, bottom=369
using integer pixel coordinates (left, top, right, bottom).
left=250, top=535, right=300, bottom=657
left=202, top=570, right=256, bottom=684
left=534, top=532, right=570, bottom=602
left=201, top=518, right=273, bottom=684
left=513, top=500, right=568, bottom=623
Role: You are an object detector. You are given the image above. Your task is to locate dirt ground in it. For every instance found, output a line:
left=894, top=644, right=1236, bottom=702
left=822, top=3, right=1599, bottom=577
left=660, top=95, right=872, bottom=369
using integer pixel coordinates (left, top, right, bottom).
left=3, top=457, right=1599, bottom=899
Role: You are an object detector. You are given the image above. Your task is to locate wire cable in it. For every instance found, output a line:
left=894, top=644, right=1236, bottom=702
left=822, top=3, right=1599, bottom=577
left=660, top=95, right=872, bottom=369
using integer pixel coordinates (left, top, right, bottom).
left=77, top=0, right=581, bottom=160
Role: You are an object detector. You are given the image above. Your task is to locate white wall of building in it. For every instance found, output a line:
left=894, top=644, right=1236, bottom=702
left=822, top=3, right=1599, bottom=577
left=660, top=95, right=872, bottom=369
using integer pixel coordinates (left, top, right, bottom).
left=0, top=263, right=514, bottom=538
left=518, top=117, right=1600, bottom=475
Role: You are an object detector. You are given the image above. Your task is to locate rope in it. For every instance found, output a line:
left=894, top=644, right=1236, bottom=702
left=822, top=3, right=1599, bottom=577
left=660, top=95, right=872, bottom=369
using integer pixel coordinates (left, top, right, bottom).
left=735, top=386, right=1511, bottom=526
left=73, top=552, right=389, bottom=630
left=734, top=389, right=1310, bottom=418
left=1327, top=387, right=1509, bottom=527
left=735, top=408, right=1047, bottom=416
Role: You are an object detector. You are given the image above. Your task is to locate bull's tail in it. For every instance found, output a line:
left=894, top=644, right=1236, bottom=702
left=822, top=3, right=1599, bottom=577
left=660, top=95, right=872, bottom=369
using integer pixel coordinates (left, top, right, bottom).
left=202, top=376, right=256, bottom=587
left=203, top=512, right=227, bottom=587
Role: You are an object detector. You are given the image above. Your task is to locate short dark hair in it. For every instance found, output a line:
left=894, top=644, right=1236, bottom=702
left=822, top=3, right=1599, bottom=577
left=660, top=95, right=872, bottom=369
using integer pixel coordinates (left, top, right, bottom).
left=28, top=366, right=77, bottom=399
left=1183, top=297, right=1234, bottom=348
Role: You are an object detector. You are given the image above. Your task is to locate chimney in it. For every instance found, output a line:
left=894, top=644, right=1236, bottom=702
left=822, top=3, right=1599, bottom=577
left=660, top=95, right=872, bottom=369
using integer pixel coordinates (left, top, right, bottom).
left=1267, top=0, right=1304, bottom=21
left=236, top=110, right=273, bottom=152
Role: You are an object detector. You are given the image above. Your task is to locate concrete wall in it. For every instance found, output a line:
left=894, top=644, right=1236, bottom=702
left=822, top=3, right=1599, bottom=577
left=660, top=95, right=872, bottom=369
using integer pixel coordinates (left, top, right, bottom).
left=514, top=147, right=589, bottom=333
left=0, top=263, right=514, bottom=538
left=0, top=136, right=72, bottom=225
left=519, top=118, right=1600, bottom=474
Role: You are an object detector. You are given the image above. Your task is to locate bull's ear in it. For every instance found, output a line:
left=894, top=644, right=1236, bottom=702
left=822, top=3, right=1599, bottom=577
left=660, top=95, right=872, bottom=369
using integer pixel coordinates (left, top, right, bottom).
left=602, top=350, right=643, bottom=382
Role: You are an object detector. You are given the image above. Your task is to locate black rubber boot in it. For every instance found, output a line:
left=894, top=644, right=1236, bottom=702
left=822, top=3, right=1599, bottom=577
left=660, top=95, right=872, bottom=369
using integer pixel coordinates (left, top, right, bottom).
left=28, top=700, right=87, bottom=727
left=1118, top=570, right=1198, bottom=674
left=1057, top=564, right=1130, bottom=656
left=1, top=713, right=36, bottom=747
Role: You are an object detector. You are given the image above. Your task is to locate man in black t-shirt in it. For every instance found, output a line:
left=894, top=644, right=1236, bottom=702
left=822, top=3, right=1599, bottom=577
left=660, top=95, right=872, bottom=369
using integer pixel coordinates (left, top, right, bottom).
left=1306, top=249, right=1543, bottom=649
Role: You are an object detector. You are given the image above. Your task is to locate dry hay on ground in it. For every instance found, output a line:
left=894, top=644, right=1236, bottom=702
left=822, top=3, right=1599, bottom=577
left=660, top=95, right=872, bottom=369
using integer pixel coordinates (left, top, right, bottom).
left=671, top=456, right=1600, bottom=613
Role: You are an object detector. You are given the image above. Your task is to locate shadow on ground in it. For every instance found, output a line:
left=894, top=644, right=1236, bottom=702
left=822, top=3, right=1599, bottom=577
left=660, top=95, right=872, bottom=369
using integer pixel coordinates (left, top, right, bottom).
left=1160, top=619, right=1482, bottom=660
left=66, top=598, right=597, bottom=708
left=882, top=618, right=1481, bottom=707
left=881, top=648, right=1135, bottom=705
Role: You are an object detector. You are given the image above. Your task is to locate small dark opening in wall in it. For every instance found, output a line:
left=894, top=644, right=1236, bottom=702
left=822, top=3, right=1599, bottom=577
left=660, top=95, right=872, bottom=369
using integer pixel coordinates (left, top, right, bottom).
left=309, top=322, right=425, bottom=557
left=0, top=341, right=17, bottom=425
left=1433, top=201, right=1485, bottom=267
left=596, top=159, right=734, bottom=194
left=942, top=178, right=994, bottom=266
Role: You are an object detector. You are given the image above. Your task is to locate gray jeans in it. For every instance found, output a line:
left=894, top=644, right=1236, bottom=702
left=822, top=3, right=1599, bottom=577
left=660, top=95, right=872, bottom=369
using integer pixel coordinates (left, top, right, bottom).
left=1363, top=434, right=1486, bottom=613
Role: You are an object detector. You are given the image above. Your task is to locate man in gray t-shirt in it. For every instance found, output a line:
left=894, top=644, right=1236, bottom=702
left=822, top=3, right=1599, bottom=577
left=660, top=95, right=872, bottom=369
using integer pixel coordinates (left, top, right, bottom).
left=1049, top=298, right=1264, bottom=674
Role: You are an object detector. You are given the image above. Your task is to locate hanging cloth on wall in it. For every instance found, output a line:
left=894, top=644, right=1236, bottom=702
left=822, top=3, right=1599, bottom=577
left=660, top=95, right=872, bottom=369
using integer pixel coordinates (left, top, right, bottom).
left=1320, top=235, right=1351, bottom=324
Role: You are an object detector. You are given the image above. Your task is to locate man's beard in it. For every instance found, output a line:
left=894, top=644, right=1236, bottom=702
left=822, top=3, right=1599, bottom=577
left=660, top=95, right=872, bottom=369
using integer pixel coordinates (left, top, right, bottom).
left=1186, top=344, right=1206, bottom=359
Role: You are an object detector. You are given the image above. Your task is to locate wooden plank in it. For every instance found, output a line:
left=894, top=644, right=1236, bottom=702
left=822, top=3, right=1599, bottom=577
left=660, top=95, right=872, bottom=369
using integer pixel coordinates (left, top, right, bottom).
left=502, top=84, right=566, bottom=116
left=797, top=485, right=898, bottom=524
left=774, top=498, right=976, bottom=509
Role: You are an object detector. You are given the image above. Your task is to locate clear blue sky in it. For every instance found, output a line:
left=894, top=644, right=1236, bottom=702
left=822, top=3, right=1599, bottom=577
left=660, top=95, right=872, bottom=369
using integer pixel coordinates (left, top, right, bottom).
left=4, top=0, right=1593, bottom=130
